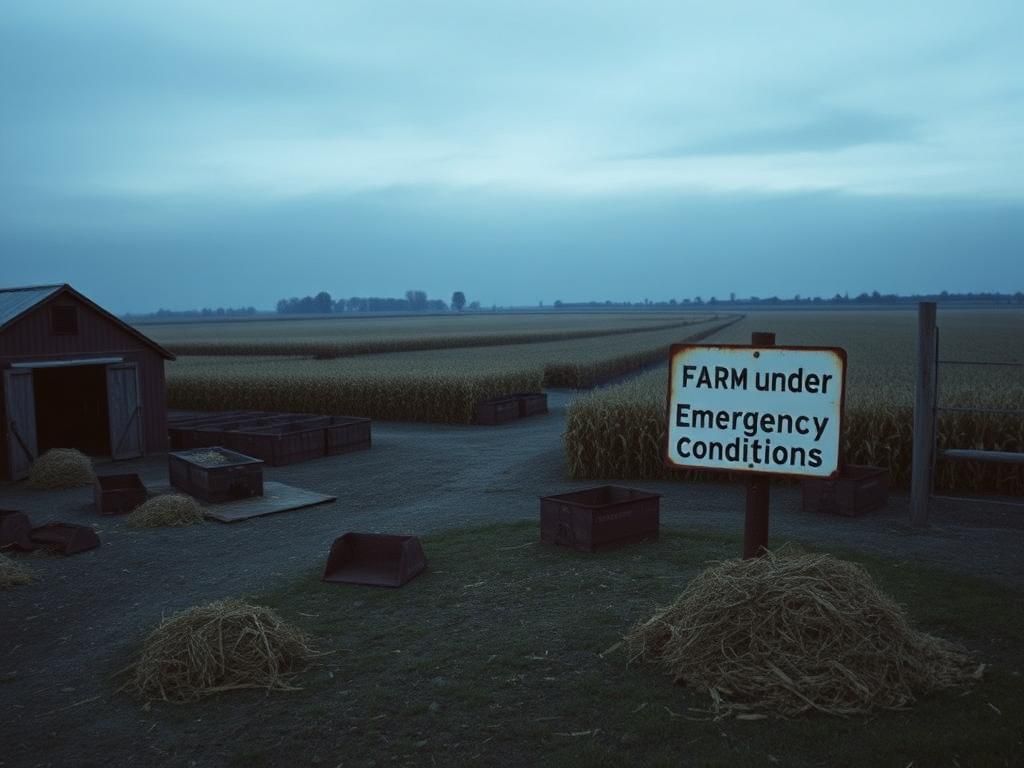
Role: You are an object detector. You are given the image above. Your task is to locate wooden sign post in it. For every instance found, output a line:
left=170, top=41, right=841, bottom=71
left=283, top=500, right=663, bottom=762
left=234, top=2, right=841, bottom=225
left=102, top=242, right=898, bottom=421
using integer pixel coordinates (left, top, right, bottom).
left=664, top=333, right=847, bottom=559
left=743, top=332, right=775, bottom=558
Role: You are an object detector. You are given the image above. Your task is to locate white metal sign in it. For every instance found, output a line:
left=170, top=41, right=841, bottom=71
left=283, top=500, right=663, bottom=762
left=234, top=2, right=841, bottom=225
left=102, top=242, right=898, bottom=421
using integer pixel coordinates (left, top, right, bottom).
left=664, top=344, right=847, bottom=478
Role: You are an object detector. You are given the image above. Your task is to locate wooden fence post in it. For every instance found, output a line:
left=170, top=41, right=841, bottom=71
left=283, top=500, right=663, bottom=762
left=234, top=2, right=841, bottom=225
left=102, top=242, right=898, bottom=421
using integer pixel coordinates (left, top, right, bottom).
left=911, top=302, right=937, bottom=527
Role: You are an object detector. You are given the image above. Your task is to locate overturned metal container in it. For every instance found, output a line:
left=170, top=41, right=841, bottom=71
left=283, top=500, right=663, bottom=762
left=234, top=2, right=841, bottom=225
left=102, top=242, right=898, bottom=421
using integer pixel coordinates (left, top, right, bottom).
left=0, top=510, right=34, bottom=551
left=94, top=473, right=148, bottom=516
left=29, top=523, right=100, bottom=555
left=540, top=485, right=661, bottom=552
left=322, top=533, right=427, bottom=588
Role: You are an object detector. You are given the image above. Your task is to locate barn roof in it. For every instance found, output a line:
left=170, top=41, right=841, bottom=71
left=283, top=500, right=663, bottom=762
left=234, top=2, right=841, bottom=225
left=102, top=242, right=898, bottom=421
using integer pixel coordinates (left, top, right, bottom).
left=0, top=283, right=175, bottom=360
left=0, top=285, right=63, bottom=328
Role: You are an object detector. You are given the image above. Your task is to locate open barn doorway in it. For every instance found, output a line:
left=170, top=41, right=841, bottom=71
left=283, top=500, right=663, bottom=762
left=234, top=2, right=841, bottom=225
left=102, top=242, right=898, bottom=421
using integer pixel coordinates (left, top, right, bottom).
left=33, top=365, right=111, bottom=455
left=3, top=360, right=144, bottom=480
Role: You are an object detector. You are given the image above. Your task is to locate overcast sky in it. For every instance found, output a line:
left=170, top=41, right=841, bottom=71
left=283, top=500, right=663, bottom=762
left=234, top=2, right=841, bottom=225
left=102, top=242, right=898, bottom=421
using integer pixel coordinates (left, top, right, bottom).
left=2, top=1, right=1022, bottom=312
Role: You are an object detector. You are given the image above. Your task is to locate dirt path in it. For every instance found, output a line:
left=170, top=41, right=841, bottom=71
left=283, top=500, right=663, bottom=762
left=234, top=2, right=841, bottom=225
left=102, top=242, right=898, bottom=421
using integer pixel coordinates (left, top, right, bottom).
left=2, top=392, right=1022, bottom=767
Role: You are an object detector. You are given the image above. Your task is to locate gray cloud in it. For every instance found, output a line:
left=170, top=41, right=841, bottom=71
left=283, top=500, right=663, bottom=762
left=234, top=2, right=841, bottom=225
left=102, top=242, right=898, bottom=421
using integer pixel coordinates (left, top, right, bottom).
left=2, top=189, right=1022, bottom=312
left=1, top=1, right=1022, bottom=307
left=621, top=109, right=919, bottom=158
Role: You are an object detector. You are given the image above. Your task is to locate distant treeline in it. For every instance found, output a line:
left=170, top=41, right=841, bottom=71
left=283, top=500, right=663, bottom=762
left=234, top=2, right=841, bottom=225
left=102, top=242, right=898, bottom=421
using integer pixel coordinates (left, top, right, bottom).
left=276, top=290, right=478, bottom=314
left=551, top=290, right=1024, bottom=309
left=122, top=306, right=259, bottom=320
left=122, top=288, right=1024, bottom=321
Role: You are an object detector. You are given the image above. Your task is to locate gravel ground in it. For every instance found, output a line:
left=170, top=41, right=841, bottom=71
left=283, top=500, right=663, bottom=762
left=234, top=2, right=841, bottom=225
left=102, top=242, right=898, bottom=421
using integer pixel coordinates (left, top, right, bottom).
left=2, top=391, right=1022, bottom=767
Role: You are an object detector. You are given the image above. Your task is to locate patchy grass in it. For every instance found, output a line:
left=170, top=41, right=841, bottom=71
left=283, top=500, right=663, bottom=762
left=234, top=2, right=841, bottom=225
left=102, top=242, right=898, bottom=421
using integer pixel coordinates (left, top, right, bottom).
left=140, top=523, right=1024, bottom=767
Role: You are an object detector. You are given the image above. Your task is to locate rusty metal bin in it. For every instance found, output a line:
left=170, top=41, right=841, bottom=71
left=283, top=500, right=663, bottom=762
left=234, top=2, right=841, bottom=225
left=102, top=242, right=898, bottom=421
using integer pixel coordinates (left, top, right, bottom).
left=322, top=533, right=427, bottom=587
left=169, top=448, right=264, bottom=503
left=512, top=392, right=548, bottom=417
left=540, top=486, right=661, bottom=552
left=94, top=474, right=148, bottom=516
left=29, top=523, right=100, bottom=555
left=475, top=397, right=519, bottom=425
left=0, top=510, right=33, bottom=551
left=801, top=465, right=889, bottom=517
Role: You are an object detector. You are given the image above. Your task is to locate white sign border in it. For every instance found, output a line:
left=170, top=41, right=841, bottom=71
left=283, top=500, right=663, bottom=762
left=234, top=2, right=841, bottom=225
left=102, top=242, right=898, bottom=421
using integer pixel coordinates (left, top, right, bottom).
left=662, top=343, right=848, bottom=480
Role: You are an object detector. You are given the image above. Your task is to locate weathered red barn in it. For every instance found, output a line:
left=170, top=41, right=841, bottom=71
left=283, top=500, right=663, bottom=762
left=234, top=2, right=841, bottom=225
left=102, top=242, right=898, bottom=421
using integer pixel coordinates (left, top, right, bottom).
left=0, top=284, right=175, bottom=480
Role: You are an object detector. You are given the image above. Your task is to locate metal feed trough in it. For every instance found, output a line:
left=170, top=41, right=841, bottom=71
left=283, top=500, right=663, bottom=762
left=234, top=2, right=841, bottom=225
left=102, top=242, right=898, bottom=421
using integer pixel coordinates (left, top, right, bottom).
left=223, top=416, right=332, bottom=466
left=168, top=412, right=275, bottom=449
left=322, top=533, right=427, bottom=587
left=169, top=411, right=372, bottom=464
left=169, top=447, right=264, bottom=503
left=186, top=415, right=298, bottom=450
left=540, top=485, right=661, bottom=552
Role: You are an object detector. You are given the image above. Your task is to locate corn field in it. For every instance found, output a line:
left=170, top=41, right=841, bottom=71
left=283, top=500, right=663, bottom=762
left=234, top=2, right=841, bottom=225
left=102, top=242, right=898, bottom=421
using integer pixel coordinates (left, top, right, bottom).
left=169, top=358, right=543, bottom=424
left=147, top=313, right=718, bottom=358
left=165, top=315, right=737, bottom=423
left=166, top=316, right=734, bottom=423
left=565, top=310, right=1024, bottom=494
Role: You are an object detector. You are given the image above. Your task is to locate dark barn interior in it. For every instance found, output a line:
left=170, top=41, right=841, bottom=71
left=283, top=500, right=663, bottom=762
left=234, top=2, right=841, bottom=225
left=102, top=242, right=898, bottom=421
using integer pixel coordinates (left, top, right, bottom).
left=32, top=365, right=111, bottom=455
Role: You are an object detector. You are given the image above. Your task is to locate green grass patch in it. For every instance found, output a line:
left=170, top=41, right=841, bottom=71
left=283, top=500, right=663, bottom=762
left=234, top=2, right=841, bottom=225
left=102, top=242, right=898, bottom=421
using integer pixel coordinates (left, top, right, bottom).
left=145, top=523, right=1023, bottom=767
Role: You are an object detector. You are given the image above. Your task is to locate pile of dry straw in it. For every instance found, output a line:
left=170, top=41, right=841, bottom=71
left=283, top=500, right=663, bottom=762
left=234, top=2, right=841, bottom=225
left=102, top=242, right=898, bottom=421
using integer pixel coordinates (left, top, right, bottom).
left=127, top=494, right=204, bottom=528
left=625, top=549, right=983, bottom=719
left=28, top=448, right=95, bottom=489
left=0, top=553, right=32, bottom=588
left=122, top=599, right=321, bottom=702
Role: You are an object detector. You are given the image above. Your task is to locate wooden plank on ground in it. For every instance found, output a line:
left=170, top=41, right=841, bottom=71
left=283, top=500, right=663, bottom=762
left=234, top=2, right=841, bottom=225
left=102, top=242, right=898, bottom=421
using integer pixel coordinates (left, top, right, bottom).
left=149, top=480, right=336, bottom=522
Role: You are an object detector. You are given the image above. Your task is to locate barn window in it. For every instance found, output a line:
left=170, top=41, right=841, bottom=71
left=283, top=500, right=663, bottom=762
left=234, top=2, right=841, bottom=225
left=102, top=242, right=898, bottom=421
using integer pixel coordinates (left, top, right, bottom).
left=51, top=305, right=79, bottom=335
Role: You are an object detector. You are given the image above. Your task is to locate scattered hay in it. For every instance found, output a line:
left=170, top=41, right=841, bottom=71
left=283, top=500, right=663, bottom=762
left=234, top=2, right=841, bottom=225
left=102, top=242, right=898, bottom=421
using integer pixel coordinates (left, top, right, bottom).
left=127, top=494, right=204, bottom=528
left=0, top=553, right=32, bottom=588
left=123, top=599, right=322, bottom=702
left=185, top=449, right=229, bottom=465
left=28, top=448, right=95, bottom=489
left=625, top=548, right=983, bottom=719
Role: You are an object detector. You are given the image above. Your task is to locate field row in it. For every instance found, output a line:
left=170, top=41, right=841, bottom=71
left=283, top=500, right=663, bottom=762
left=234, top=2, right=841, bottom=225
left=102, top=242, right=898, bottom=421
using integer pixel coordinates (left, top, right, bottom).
left=564, top=310, right=1024, bottom=494
left=147, top=313, right=718, bottom=358
left=166, top=316, right=738, bottom=422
